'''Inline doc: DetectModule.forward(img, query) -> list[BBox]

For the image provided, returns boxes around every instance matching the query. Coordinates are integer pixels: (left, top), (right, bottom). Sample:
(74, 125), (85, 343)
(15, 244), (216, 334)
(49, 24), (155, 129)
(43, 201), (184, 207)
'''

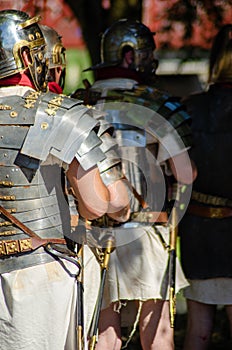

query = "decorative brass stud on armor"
(10, 111), (18, 118)
(0, 230), (17, 236)
(0, 221), (12, 227)
(0, 238), (32, 256)
(45, 96), (64, 116)
(41, 122), (49, 130)
(24, 91), (41, 109)
(38, 52), (43, 61)
(0, 104), (12, 110)
(0, 195), (16, 200)
(37, 66), (42, 74)
(0, 181), (14, 187)
(29, 33), (35, 41)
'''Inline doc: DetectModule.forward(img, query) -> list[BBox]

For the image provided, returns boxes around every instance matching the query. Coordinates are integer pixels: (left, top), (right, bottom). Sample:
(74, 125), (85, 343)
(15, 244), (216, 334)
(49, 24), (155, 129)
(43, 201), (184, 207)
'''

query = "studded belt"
(91, 211), (168, 228)
(187, 204), (232, 219)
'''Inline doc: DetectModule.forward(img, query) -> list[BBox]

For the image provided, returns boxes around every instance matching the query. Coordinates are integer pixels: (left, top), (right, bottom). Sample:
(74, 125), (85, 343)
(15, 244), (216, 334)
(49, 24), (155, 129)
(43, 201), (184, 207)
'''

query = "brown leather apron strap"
(0, 205), (66, 257)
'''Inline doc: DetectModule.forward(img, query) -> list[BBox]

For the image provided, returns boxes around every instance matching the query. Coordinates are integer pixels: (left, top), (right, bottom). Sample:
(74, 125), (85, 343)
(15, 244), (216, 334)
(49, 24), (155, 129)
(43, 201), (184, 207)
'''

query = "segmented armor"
(74, 77), (192, 215)
(0, 89), (105, 271)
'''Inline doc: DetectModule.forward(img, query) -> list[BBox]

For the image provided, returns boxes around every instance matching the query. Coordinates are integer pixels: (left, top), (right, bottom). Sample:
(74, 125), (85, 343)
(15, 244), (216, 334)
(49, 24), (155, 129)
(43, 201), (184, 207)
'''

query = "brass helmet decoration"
(40, 24), (66, 89)
(0, 9), (48, 91)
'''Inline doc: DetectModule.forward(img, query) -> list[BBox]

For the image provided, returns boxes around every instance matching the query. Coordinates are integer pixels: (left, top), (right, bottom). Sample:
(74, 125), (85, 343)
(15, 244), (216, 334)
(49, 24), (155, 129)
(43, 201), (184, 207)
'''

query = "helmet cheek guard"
(40, 25), (66, 90)
(27, 46), (48, 92)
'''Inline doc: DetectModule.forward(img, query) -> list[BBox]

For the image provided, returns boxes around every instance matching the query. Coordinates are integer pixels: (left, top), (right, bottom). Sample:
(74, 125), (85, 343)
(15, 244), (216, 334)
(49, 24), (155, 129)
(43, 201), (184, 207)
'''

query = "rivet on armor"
(41, 122), (49, 130)
(5, 241), (19, 254)
(38, 52), (43, 61)
(19, 239), (32, 252)
(29, 33), (35, 41)
(0, 242), (6, 255)
(1, 135), (3, 139)
(10, 111), (18, 118)
(37, 66), (42, 74)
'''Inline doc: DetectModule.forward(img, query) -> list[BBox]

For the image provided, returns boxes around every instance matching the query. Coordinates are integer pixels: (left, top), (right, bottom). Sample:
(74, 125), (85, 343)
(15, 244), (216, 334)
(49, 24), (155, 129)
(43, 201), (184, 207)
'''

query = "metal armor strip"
(21, 93), (105, 169)
(0, 95), (37, 125)
(0, 183), (56, 200)
(0, 149), (19, 165)
(98, 149), (121, 174)
(0, 126), (28, 149)
(0, 165), (46, 185)
(0, 204), (60, 223)
(0, 214), (62, 233)
(0, 149), (40, 168)
(96, 118), (114, 137)
(0, 249), (56, 273)
(0, 194), (58, 212)
(0, 225), (63, 240)
(0, 226), (63, 241)
(99, 132), (118, 153)
(76, 130), (102, 157)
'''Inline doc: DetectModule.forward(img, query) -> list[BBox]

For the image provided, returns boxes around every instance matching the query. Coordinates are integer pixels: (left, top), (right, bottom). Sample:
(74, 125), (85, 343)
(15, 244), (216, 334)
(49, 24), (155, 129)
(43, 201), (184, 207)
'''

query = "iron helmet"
(100, 19), (158, 76)
(208, 24), (232, 84)
(0, 9), (48, 91)
(40, 25), (66, 89)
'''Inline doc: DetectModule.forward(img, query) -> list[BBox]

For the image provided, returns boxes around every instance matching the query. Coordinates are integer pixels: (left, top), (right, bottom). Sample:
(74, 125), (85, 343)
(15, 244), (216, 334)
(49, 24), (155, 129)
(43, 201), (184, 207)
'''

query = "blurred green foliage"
(64, 48), (94, 95)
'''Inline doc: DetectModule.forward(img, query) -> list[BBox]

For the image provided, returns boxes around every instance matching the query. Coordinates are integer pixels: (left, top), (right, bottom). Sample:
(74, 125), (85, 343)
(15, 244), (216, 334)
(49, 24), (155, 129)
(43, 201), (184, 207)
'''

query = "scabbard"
(77, 280), (84, 349)
(88, 268), (107, 349)
(168, 249), (176, 328)
(168, 201), (178, 328)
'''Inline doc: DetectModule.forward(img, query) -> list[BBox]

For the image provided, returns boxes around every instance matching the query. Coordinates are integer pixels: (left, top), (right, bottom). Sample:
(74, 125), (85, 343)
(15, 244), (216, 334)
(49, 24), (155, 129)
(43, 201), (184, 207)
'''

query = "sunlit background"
(1, 0), (232, 95)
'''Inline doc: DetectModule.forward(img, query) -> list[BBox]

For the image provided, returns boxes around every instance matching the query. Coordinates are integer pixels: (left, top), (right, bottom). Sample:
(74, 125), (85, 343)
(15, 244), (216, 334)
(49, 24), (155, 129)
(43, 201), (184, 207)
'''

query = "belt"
(91, 211), (168, 227)
(0, 236), (66, 257)
(191, 191), (232, 208)
(0, 205), (66, 258)
(0, 247), (56, 274)
(130, 211), (168, 223)
(187, 204), (232, 219)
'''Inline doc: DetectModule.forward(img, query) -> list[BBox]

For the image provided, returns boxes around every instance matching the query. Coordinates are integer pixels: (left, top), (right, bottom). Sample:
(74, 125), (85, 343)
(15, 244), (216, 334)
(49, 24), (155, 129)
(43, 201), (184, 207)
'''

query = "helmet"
(100, 19), (158, 76)
(0, 9), (48, 91)
(40, 25), (66, 89)
(208, 24), (232, 84)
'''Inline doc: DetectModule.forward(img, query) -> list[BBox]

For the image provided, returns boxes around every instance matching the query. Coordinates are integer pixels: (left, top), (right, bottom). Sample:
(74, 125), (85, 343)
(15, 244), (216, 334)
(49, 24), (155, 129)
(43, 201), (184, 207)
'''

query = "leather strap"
(0, 205), (66, 257)
(187, 204), (232, 219)
(130, 211), (168, 223)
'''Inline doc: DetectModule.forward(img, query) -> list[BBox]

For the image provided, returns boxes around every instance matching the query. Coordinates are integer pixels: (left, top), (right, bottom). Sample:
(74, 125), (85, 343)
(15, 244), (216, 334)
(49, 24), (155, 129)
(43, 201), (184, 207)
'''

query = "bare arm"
(66, 158), (110, 220)
(106, 178), (131, 222)
(168, 152), (197, 185)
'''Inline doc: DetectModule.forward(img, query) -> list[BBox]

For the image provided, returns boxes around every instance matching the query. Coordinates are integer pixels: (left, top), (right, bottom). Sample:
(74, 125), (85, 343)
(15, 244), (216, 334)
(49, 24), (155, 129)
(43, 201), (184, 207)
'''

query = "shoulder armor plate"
(21, 92), (105, 168)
